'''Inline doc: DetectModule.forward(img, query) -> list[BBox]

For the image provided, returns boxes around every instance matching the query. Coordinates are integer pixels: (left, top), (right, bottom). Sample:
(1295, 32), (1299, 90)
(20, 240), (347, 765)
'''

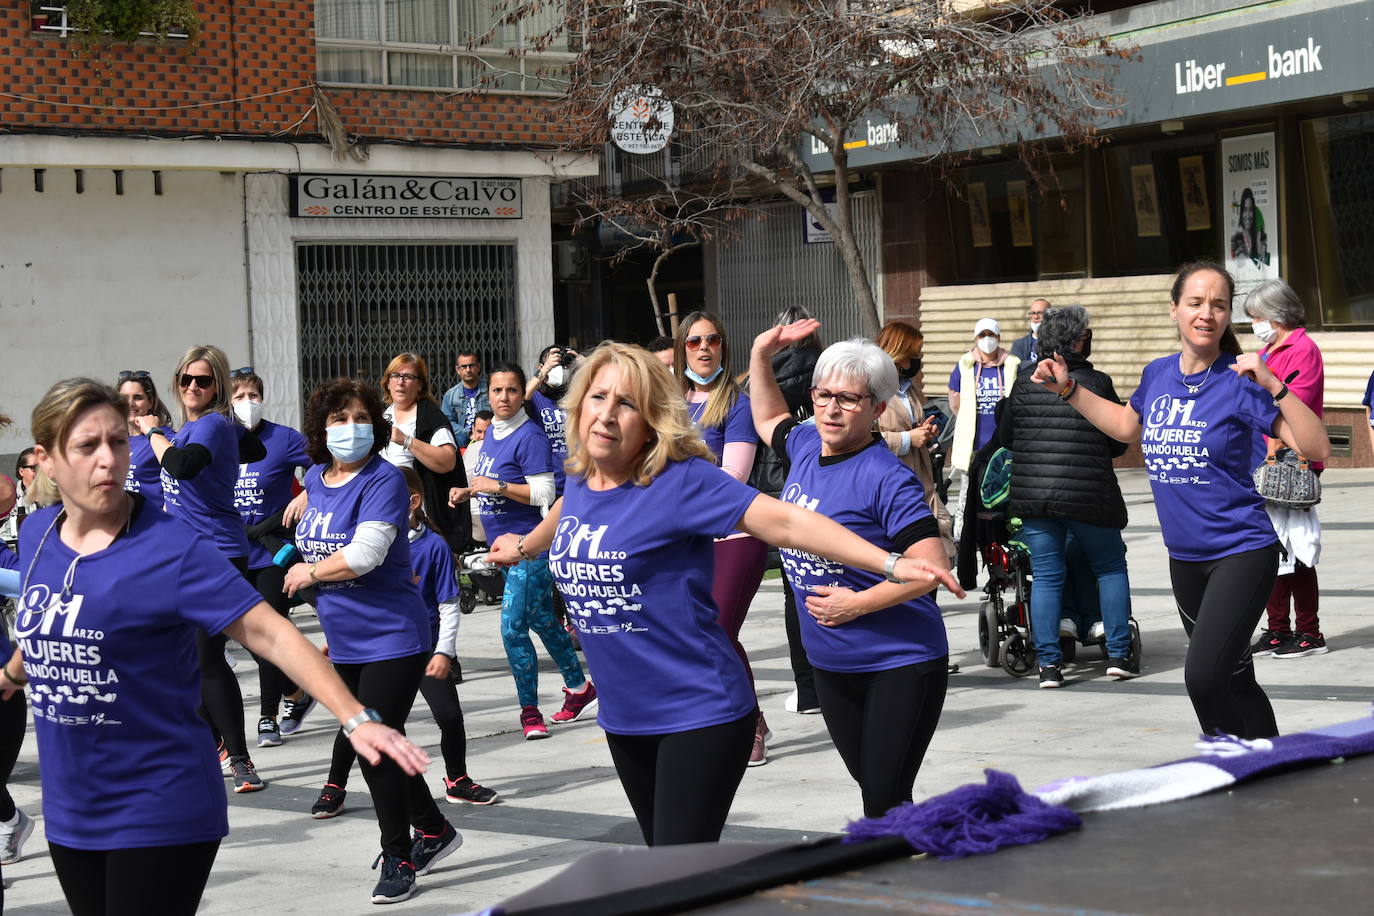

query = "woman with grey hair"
(999, 306), (1135, 687)
(1243, 280), (1328, 659)
(750, 321), (953, 817)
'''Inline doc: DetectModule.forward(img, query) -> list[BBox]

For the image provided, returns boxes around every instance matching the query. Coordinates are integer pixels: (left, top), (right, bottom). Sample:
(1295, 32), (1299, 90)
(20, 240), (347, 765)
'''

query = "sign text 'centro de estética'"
(290, 175), (523, 219)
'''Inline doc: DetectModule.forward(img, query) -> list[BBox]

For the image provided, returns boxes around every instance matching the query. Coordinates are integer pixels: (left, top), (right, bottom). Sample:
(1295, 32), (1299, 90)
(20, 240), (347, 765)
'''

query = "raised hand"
(1030, 353), (1069, 392)
(753, 319), (821, 359)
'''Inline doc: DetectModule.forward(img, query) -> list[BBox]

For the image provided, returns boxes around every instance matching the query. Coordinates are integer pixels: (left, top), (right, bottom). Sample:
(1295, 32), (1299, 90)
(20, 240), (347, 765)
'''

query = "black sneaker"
(370, 853), (416, 904)
(311, 783), (346, 818)
(1039, 666), (1064, 689)
(279, 693), (317, 736)
(257, 717), (282, 748)
(410, 821), (463, 876)
(444, 775), (499, 806)
(229, 756), (265, 793)
(1274, 633), (1328, 658)
(1106, 657), (1139, 680)
(1251, 629), (1290, 657)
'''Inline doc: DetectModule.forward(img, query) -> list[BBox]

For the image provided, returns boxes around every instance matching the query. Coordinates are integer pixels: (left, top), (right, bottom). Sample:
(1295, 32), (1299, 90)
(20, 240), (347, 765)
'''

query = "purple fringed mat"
(843, 769), (1082, 860)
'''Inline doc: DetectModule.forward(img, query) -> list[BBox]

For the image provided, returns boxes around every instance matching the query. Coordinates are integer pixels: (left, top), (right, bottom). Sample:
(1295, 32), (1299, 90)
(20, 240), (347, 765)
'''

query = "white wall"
(0, 168), (250, 455)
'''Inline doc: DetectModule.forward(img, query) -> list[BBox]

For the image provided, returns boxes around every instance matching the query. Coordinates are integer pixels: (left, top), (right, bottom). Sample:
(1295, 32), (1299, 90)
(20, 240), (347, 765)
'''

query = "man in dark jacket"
(997, 306), (1137, 688)
(1009, 298), (1050, 366)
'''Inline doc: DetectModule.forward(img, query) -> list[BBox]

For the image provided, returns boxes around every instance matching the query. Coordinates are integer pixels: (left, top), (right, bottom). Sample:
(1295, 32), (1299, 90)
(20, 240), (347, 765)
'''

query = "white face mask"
(233, 399), (264, 429)
(1029, 320), (1041, 334)
(1251, 319), (1277, 344)
(545, 365), (566, 389)
(976, 336), (1000, 355)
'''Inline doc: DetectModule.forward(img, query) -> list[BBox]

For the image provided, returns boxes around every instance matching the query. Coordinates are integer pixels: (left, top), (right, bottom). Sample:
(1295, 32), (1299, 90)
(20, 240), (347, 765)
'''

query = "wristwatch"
(342, 707), (383, 736)
(883, 551), (905, 583)
(496, 479), (508, 493)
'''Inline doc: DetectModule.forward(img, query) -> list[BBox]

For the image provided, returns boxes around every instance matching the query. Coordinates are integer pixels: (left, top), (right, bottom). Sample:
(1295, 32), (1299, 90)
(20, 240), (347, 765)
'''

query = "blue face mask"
(683, 365), (724, 386)
(326, 423), (374, 463)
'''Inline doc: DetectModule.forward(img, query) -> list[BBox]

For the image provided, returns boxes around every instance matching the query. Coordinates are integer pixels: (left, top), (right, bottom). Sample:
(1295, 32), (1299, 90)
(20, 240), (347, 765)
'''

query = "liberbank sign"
(290, 174), (522, 219)
(801, 0), (1373, 172)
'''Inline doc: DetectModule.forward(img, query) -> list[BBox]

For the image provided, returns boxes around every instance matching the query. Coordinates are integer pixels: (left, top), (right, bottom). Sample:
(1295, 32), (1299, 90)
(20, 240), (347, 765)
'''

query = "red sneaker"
(550, 682), (598, 724)
(520, 705), (550, 739)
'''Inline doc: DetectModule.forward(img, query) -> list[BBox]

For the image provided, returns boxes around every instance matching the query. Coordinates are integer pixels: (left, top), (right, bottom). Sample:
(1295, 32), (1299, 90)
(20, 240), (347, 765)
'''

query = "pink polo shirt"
(1261, 326), (1325, 471)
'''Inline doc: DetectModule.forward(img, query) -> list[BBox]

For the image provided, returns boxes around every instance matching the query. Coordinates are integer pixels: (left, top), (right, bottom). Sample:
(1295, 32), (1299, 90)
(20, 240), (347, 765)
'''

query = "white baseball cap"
(974, 318), (1001, 337)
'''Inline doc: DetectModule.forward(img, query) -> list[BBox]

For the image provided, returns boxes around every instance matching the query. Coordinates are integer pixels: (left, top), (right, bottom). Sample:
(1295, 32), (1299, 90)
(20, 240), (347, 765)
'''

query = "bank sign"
(290, 175), (522, 219)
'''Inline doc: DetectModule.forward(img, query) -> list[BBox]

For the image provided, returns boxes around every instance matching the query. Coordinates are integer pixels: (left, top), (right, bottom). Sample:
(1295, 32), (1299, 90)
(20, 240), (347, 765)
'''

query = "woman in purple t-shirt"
(116, 369), (173, 511)
(12, 378), (429, 915)
(1031, 262), (1329, 739)
(673, 311), (772, 763)
(487, 343), (963, 846)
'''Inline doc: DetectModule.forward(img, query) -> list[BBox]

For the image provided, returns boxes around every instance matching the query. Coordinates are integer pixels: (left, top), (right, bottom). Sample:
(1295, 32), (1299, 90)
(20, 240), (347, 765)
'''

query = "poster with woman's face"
(1130, 165), (1161, 237)
(1007, 180), (1032, 247)
(1178, 155), (1210, 231)
(968, 182), (991, 248)
(1222, 132), (1279, 302)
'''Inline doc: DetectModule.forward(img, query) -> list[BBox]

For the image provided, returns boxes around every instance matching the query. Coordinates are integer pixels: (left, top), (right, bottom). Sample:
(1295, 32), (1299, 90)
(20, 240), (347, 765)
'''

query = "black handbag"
(1253, 449), (1321, 509)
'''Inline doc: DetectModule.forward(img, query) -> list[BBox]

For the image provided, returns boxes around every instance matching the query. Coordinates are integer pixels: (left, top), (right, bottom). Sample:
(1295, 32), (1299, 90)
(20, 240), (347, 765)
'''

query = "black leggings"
(0, 689), (27, 821)
(1169, 544), (1280, 739)
(245, 563), (300, 717)
(333, 653), (446, 858)
(50, 839), (220, 916)
(197, 555), (250, 758)
(813, 659), (949, 818)
(604, 709), (755, 846)
(326, 666), (468, 788)
(783, 586), (818, 710)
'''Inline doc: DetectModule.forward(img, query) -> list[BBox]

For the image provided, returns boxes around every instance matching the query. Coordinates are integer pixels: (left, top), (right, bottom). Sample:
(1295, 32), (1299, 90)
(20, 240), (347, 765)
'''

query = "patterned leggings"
(502, 557), (586, 708)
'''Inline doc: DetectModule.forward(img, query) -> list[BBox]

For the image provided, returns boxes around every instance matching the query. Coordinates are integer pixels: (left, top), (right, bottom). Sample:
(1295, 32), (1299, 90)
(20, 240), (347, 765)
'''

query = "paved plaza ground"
(4, 468), (1373, 914)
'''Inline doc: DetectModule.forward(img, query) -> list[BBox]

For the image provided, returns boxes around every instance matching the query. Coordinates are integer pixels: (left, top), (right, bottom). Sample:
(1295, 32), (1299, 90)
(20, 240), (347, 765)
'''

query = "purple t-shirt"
(409, 525), (459, 645)
(125, 427), (171, 511)
(235, 420), (310, 569)
(296, 456), (431, 663)
(160, 412), (250, 558)
(1363, 370), (1374, 429)
(16, 501), (260, 849)
(552, 457), (758, 734)
(471, 418), (554, 546)
(686, 392), (755, 464)
(1129, 353), (1280, 562)
(777, 424), (947, 672)
(530, 390), (568, 494)
(948, 363), (1008, 451)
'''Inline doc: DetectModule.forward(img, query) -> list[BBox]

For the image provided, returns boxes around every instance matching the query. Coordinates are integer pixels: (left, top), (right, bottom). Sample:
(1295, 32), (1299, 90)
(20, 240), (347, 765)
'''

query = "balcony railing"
(29, 4), (191, 40)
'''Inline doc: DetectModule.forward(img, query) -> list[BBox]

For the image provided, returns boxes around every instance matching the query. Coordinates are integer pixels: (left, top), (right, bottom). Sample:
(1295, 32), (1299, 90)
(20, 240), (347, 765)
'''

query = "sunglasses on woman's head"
(685, 334), (723, 349)
(180, 374), (215, 389)
(229, 366), (255, 379)
(118, 370), (151, 381)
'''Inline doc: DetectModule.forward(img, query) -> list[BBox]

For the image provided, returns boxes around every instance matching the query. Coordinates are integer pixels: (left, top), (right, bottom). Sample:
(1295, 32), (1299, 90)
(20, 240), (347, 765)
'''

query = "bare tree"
(504, 0), (1131, 336)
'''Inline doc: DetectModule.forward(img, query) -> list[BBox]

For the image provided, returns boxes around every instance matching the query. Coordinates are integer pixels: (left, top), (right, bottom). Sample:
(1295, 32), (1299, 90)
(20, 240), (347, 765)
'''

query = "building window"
(1303, 112), (1374, 326)
(947, 156), (1086, 283)
(1090, 135), (1219, 277)
(316, 0), (571, 94)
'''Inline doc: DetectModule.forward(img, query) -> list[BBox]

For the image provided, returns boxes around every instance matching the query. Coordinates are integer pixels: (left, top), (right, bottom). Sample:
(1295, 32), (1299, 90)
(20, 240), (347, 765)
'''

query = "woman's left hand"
(892, 557), (967, 599)
(347, 721), (431, 775)
(469, 476), (497, 496)
(486, 533), (523, 566)
(805, 586), (869, 627)
(390, 424), (409, 446)
(1230, 352), (1281, 393)
(283, 562), (314, 597)
(133, 415), (159, 436)
(425, 654), (452, 680)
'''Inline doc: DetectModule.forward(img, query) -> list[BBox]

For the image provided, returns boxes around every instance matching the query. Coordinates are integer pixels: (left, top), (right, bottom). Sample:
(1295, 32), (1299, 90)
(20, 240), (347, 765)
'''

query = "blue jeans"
(501, 557), (586, 708)
(1019, 518), (1132, 667)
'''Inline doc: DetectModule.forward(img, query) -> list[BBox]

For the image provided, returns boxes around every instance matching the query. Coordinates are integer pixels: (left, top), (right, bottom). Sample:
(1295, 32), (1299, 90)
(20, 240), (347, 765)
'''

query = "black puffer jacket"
(771, 345), (821, 417)
(996, 352), (1128, 529)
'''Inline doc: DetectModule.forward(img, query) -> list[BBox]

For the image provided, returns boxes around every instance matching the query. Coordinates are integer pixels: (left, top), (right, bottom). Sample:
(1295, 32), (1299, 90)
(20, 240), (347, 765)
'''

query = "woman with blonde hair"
(133, 344), (266, 792)
(673, 311), (771, 762)
(875, 320), (954, 557)
(379, 353), (470, 552)
(488, 342), (963, 845)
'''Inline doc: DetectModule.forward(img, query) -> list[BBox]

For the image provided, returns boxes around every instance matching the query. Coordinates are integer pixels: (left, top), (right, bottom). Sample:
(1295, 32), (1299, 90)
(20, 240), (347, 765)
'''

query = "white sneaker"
(0, 809), (34, 865)
(1059, 618), (1077, 638)
(1088, 622), (1106, 641)
(784, 689), (799, 713)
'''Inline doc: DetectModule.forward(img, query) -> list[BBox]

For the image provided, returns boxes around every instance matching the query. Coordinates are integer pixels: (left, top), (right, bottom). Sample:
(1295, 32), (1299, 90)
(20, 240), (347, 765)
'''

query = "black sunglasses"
(180, 373), (216, 389)
(118, 370), (151, 382)
(19, 464), (37, 472)
(229, 366), (255, 378)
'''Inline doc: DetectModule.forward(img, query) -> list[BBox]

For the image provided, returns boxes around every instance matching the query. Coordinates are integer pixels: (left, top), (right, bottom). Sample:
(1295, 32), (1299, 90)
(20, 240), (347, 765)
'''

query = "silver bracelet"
(883, 551), (904, 583)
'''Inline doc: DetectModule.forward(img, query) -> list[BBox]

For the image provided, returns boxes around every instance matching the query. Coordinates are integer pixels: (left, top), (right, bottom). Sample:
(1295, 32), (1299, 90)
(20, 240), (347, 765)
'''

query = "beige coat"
(878, 387), (956, 560)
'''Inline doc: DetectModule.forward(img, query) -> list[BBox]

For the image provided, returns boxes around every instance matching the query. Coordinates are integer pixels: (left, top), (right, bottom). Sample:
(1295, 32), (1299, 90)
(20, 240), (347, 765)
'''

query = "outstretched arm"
(1030, 353), (1142, 443)
(750, 319), (822, 445)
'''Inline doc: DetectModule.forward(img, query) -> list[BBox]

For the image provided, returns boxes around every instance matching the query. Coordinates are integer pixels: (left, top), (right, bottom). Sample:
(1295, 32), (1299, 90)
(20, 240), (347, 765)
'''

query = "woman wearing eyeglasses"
(673, 312), (772, 764)
(117, 370), (175, 512)
(133, 345), (266, 793)
(751, 322), (954, 818)
(380, 354), (470, 553)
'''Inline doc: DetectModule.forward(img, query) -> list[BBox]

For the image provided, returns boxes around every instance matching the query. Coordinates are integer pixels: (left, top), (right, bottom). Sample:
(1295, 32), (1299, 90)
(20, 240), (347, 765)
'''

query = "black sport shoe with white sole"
(1039, 666), (1064, 688)
(411, 821), (463, 876)
(1106, 657), (1139, 679)
(370, 854), (416, 904)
